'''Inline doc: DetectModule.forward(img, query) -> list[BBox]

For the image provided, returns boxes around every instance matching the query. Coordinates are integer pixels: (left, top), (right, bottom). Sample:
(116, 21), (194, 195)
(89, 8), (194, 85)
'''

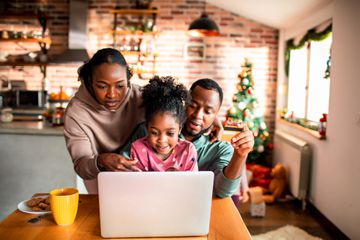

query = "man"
(107, 78), (254, 197)
(181, 79), (254, 197)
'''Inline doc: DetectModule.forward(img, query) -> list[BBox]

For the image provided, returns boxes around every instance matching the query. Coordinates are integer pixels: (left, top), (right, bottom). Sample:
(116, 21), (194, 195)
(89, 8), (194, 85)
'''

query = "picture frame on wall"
(183, 43), (206, 59)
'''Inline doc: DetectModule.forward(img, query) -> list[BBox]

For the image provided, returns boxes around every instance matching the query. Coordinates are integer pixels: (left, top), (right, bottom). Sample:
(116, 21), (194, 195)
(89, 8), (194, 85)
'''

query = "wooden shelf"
(0, 37), (51, 45)
(120, 50), (141, 56)
(0, 10), (50, 81)
(111, 30), (159, 36)
(48, 99), (70, 103)
(132, 69), (156, 74)
(0, 12), (47, 19)
(0, 62), (47, 67)
(277, 118), (326, 140)
(112, 8), (158, 80)
(111, 9), (159, 15)
(121, 51), (157, 58)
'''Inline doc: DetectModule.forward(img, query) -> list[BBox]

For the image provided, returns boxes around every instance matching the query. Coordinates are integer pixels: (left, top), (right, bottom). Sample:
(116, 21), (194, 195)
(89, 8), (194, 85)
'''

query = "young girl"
(130, 76), (198, 172)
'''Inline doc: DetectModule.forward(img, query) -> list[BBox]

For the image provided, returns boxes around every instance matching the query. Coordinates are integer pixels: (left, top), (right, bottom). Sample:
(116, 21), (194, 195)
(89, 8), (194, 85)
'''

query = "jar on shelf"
(119, 37), (128, 51)
(1, 108), (13, 123)
(129, 38), (139, 51)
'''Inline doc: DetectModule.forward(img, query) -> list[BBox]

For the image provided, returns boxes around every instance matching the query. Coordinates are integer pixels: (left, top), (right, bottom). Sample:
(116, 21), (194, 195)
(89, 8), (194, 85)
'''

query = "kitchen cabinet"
(111, 8), (159, 79)
(0, 11), (51, 80)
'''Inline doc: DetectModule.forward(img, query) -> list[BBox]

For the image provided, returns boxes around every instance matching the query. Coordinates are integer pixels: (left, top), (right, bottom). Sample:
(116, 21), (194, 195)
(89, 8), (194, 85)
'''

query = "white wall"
(276, 0), (360, 239)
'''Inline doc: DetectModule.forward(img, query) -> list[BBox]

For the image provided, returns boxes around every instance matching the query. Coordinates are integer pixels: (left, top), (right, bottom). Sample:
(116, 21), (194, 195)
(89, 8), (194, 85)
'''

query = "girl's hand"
(240, 191), (250, 203)
(97, 153), (142, 172)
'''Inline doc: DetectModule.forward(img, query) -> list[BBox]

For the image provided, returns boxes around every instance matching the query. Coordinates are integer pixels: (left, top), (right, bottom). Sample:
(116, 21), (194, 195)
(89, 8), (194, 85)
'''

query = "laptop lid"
(98, 171), (214, 238)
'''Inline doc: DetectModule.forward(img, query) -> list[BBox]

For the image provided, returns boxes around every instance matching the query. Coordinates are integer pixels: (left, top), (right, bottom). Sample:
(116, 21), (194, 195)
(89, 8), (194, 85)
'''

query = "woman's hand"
(205, 116), (224, 143)
(230, 123), (254, 158)
(97, 153), (142, 172)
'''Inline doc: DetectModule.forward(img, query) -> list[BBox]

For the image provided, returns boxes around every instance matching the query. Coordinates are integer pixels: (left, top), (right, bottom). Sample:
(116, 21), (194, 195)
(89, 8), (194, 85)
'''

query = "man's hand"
(230, 123), (254, 158)
(97, 153), (142, 172)
(223, 123), (254, 179)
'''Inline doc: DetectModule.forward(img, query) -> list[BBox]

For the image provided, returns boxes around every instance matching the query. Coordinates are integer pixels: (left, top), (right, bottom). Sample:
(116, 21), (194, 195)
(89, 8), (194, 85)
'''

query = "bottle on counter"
(52, 107), (65, 126)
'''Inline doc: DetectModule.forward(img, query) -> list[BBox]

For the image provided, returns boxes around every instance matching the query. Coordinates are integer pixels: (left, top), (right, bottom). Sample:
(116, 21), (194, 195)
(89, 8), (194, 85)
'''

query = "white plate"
(17, 197), (51, 215)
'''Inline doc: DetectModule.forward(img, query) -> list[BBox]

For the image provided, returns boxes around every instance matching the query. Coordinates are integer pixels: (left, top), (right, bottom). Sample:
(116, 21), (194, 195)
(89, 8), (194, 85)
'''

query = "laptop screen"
(98, 171), (214, 238)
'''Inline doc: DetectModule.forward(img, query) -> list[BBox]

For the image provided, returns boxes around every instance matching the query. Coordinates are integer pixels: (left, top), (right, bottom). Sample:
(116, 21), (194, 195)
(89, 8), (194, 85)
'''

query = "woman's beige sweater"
(64, 83), (144, 180)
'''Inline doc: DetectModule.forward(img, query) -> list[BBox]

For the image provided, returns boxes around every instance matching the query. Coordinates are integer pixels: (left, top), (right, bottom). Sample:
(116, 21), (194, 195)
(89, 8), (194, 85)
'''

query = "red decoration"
(268, 143), (273, 150)
(318, 113), (327, 137)
(247, 163), (272, 189)
(243, 109), (250, 117)
(290, 111), (294, 119)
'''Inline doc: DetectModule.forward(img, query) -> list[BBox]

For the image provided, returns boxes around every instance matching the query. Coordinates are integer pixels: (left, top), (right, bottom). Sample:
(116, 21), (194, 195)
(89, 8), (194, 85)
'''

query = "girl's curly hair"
(142, 76), (190, 127)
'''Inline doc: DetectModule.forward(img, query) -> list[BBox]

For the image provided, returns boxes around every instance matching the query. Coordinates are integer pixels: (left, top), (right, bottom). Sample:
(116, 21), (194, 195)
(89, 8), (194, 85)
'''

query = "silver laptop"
(98, 171), (214, 238)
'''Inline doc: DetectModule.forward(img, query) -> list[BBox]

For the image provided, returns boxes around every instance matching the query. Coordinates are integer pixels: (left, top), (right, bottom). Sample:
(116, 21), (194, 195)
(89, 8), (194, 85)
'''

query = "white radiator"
(273, 130), (311, 203)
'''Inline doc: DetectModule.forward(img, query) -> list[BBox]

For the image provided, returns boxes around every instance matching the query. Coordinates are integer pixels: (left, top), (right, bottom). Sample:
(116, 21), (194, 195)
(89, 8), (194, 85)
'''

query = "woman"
(64, 48), (144, 193)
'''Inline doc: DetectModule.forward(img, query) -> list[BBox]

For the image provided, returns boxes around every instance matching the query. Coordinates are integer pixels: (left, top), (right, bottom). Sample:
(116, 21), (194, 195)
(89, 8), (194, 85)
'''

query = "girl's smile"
(147, 112), (181, 160)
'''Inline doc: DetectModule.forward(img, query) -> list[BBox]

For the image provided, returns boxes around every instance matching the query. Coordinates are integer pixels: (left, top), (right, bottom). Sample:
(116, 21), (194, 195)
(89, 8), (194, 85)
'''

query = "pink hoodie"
(64, 83), (144, 180)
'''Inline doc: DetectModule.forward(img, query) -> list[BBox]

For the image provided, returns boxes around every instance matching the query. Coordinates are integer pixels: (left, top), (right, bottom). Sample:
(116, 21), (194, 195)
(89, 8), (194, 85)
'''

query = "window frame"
(285, 24), (332, 124)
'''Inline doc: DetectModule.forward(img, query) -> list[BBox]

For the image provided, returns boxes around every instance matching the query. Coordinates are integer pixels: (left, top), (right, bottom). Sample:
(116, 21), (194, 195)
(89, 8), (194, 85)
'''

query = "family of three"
(63, 48), (254, 199)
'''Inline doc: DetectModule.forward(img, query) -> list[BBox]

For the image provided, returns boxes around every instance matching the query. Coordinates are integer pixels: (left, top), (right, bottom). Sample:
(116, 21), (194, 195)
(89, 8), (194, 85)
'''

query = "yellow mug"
(50, 188), (79, 226)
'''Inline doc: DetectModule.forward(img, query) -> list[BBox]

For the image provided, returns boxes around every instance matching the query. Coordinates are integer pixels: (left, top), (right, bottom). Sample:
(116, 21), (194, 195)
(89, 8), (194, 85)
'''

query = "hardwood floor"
(236, 200), (338, 239)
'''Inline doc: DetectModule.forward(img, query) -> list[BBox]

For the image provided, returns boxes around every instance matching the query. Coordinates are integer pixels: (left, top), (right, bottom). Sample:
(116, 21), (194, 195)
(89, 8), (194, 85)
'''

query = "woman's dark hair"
(190, 78), (223, 106)
(142, 76), (190, 127)
(77, 48), (133, 96)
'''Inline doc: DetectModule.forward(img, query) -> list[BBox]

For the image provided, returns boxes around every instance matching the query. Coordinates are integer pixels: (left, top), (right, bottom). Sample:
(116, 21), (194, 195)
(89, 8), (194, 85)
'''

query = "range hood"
(51, 0), (89, 63)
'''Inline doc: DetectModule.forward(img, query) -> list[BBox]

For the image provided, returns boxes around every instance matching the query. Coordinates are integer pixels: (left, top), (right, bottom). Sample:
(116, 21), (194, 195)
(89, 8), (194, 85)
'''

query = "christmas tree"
(226, 59), (272, 164)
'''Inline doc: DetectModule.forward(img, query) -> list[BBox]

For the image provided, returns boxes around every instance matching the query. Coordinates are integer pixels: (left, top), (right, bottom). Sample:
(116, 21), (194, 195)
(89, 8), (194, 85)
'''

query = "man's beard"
(183, 123), (213, 140)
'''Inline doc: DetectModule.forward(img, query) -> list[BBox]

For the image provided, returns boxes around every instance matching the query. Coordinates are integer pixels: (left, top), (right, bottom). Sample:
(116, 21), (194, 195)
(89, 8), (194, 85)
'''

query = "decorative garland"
(285, 24), (332, 76)
(278, 109), (319, 131)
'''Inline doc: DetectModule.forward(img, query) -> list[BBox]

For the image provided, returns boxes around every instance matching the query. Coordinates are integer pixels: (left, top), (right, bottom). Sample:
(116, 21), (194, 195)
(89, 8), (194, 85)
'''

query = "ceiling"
(207, 0), (332, 29)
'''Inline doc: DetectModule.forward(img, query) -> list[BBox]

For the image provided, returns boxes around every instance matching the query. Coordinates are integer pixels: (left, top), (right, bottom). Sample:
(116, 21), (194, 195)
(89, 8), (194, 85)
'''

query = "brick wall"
(0, 0), (278, 135)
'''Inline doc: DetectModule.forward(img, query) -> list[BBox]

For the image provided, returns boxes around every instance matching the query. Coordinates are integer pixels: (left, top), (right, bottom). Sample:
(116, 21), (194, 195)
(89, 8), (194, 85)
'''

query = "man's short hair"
(190, 78), (223, 106)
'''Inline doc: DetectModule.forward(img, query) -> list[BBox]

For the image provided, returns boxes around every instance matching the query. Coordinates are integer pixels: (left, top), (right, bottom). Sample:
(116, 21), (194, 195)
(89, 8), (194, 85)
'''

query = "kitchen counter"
(0, 121), (76, 221)
(0, 121), (63, 136)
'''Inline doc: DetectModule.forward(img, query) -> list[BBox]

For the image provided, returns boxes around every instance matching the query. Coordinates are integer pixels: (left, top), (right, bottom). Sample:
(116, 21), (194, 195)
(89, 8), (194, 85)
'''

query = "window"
(287, 32), (332, 122)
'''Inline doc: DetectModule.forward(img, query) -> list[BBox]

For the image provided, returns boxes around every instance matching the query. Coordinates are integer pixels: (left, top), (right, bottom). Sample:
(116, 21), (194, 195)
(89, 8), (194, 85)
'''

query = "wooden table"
(0, 195), (251, 240)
